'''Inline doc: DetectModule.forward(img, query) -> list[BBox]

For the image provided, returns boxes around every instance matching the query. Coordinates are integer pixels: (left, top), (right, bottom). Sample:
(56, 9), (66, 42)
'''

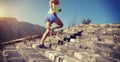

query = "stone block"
(44, 41), (51, 48)
(55, 55), (68, 62)
(113, 36), (120, 43)
(55, 45), (62, 51)
(70, 39), (76, 43)
(16, 44), (27, 51)
(110, 52), (120, 59)
(94, 42), (113, 51)
(67, 49), (75, 56)
(29, 59), (51, 62)
(5, 50), (24, 62)
(60, 46), (68, 53)
(113, 44), (120, 53)
(82, 52), (101, 62)
(26, 40), (35, 47)
(44, 50), (64, 61)
(7, 58), (25, 62)
(74, 43), (81, 49)
(24, 53), (50, 62)
(96, 57), (117, 62)
(74, 52), (83, 60)
(19, 47), (37, 55)
(35, 39), (41, 42)
(4, 45), (16, 51)
(95, 49), (110, 57)
(51, 44), (57, 50)
(5, 51), (21, 58)
(48, 52), (61, 61)
(62, 57), (80, 62)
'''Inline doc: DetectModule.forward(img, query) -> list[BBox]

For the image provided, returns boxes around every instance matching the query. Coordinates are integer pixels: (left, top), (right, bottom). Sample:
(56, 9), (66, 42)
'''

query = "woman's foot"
(32, 43), (46, 48)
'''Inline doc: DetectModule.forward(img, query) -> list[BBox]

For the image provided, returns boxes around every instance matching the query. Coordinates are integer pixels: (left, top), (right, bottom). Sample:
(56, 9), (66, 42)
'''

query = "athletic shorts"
(45, 13), (58, 23)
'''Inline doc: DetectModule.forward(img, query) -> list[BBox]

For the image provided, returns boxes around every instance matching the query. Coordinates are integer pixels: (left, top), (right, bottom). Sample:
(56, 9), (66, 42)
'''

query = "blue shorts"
(45, 13), (58, 23)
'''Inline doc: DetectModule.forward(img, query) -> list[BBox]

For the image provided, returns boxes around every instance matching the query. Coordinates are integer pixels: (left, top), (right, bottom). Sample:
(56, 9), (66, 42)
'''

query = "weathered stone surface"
(20, 48), (36, 55)
(3, 24), (120, 62)
(0, 55), (3, 61)
(67, 49), (75, 56)
(62, 57), (80, 62)
(94, 42), (114, 51)
(44, 50), (63, 61)
(55, 55), (68, 62)
(74, 52), (83, 60)
(5, 51), (22, 58)
(7, 58), (25, 62)
(4, 45), (16, 51)
(113, 36), (120, 43)
(96, 57), (117, 62)
(24, 53), (51, 62)
(5, 50), (25, 62)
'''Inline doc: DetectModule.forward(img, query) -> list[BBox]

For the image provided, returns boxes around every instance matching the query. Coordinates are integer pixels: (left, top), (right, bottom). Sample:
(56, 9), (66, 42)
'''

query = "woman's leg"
(40, 21), (52, 44)
(52, 18), (63, 29)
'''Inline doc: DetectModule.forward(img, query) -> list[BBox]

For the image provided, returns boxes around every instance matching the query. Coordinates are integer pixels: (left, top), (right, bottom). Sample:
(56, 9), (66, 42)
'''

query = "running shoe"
(32, 44), (46, 48)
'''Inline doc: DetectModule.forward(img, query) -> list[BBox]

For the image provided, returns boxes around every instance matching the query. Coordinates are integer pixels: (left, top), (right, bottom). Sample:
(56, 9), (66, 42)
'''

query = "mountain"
(0, 17), (45, 42)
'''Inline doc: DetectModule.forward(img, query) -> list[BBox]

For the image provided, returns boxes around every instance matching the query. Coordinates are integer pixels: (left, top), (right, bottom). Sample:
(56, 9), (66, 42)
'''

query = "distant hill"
(0, 17), (45, 42)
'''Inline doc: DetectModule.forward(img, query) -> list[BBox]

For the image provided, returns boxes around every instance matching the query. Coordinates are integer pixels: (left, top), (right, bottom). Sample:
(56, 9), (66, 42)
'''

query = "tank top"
(53, 1), (59, 13)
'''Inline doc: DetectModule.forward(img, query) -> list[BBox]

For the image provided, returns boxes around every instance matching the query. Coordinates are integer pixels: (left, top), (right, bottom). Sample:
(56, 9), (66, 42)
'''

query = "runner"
(33, 0), (63, 48)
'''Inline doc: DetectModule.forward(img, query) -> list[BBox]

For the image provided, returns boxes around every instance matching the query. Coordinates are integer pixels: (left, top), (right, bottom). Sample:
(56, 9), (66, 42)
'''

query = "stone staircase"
(1, 24), (120, 62)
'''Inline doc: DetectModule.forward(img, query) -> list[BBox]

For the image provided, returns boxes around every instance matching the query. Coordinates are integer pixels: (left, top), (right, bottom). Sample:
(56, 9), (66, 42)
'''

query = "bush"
(81, 18), (91, 24)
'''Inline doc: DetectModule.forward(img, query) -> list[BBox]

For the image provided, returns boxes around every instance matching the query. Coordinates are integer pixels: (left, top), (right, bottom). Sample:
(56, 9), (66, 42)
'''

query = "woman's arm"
(49, 1), (55, 12)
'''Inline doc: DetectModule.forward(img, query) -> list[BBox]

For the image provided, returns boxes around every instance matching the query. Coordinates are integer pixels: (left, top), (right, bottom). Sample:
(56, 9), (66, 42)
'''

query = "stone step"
(94, 41), (116, 52)
(95, 47), (120, 60)
(33, 47), (81, 62)
(16, 44), (52, 62)
(95, 57), (118, 62)
(87, 29), (120, 36)
(49, 43), (100, 60)
(44, 39), (104, 61)
(2, 45), (25, 62)
(94, 41), (120, 60)
(113, 36), (120, 43)
(43, 37), (95, 51)
(7, 57), (25, 62)
(48, 38), (120, 61)
(74, 51), (102, 62)
(4, 45), (16, 51)
(4, 50), (25, 62)
(23, 53), (51, 62)
(31, 35), (119, 61)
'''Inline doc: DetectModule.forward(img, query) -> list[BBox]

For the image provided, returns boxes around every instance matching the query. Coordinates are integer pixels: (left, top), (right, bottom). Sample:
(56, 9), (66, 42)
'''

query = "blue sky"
(0, 0), (120, 28)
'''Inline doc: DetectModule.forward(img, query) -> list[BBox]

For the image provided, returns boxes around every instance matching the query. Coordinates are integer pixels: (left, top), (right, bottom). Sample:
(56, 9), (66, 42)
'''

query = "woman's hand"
(58, 9), (62, 12)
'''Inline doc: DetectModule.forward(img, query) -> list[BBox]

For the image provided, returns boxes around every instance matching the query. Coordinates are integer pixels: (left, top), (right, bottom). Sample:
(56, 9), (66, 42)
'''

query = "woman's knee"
(59, 23), (63, 28)
(55, 19), (64, 28)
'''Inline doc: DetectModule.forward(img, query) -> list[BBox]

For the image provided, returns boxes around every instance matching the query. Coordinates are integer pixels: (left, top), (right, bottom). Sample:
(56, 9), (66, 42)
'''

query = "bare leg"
(40, 18), (63, 44)
(40, 21), (52, 44)
(52, 18), (63, 29)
